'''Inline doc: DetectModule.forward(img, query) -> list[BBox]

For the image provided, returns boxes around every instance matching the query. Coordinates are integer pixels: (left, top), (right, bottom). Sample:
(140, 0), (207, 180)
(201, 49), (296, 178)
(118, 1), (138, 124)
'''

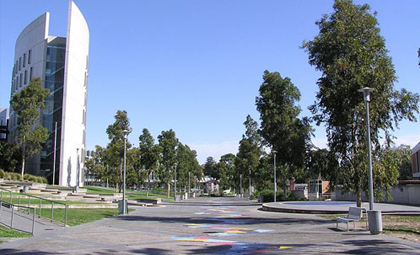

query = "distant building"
(411, 142), (420, 180)
(0, 108), (9, 141)
(8, 1), (89, 186)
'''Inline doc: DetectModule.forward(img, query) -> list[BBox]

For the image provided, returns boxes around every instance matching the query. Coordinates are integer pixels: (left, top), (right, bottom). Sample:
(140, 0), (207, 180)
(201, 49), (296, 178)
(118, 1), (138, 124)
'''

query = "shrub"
(35, 176), (48, 184)
(0, 169), (4, 178)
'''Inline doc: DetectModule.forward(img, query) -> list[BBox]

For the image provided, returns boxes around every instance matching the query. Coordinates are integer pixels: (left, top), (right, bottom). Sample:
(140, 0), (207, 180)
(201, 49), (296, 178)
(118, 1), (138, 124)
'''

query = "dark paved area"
(1, 197), (420, 254)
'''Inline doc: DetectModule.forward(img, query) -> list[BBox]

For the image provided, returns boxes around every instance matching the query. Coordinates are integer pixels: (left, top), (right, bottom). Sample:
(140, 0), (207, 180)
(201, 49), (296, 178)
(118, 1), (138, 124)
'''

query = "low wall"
(335, 183), (420, 206)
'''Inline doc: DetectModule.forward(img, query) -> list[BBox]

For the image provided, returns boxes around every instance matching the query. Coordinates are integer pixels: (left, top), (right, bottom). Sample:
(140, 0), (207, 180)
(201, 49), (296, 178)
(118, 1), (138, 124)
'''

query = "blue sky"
(1, 0), (419, 164)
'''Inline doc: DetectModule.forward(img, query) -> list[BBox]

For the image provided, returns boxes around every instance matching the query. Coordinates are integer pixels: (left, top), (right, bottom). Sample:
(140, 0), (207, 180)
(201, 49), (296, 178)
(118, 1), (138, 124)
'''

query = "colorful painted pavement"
(172, 202), (293, 253)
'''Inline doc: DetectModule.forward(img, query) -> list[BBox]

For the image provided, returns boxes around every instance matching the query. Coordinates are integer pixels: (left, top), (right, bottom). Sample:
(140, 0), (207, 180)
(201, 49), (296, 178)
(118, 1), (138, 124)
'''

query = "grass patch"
(37, 208), (122, 226)
(85, 186), (117, 194)
(0, 225), (32, 238)
(318, 214), (420, 240)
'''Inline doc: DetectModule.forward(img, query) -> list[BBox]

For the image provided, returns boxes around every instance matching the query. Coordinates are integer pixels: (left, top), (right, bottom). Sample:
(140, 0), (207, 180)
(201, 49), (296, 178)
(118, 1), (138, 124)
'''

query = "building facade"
(411, 142), (420, 180)
(0, 108), (9, 141)
(8, 1), (89, 186)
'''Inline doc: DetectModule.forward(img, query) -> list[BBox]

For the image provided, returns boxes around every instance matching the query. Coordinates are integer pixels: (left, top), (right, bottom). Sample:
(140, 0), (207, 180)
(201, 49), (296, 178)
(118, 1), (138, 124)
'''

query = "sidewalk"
(262, 201), (420, 214)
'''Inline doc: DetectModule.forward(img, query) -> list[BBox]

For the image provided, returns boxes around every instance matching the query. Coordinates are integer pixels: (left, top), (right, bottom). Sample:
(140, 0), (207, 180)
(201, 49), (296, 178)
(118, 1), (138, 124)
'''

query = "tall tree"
(175, 143), (200, 192)
(256, 70), (312, 196)
(104, 110), (132, 192)
(0, 142), (22, 173)
(306, 148), (339, 186)
(157, 129), (178, 198)
(235, 115), (262, 196)
(139, 128), (159, 194)
(214, 153), (236, 191)
(10, 77), (50, 177)
(303, 0), (419, 205)
(203, 157), (216, 177)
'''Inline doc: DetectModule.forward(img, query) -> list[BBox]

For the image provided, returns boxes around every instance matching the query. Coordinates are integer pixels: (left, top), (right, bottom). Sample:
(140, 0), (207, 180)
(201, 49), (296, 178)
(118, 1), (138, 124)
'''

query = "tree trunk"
(356, 188), (362, 207)
(21, 154), (25, 179)
(147, 171), (151, 197)
(167, 183), (170, 198)
(21, 137), (26, 179)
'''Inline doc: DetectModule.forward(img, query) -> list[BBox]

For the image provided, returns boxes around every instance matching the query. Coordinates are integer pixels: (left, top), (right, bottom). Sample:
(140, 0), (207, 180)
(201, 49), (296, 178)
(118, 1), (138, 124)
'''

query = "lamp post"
(122, 129), (129, 215)
(358, 87), (382, 234)
(272, 150), (277, 203)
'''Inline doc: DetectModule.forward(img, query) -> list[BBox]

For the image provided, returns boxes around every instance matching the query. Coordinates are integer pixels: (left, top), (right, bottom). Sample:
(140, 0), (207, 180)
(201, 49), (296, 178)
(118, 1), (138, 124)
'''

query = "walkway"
(262, 201), (420, 214)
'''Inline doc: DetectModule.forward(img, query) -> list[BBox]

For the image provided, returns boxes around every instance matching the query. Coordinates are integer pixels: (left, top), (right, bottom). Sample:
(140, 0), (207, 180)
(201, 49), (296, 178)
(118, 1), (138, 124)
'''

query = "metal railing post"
(9, 190), (12, 204)
(11, 204), (15, 229)
(32, 208), (36, 235)
(39, 199), (42, 218)
(64, 205), (68, 227)
(28, 196), (31, 214)
(51, 202), (54, 222)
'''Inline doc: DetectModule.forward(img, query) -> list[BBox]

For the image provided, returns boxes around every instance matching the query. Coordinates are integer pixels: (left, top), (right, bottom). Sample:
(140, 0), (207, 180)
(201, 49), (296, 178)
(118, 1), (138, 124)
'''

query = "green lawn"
(0, 225), (32, 239)
(38, 208), (122, 226)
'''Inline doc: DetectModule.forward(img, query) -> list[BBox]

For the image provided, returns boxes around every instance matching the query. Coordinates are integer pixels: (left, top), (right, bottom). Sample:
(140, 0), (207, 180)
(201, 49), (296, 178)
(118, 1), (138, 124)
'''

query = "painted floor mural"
(172, 202), (293, 253)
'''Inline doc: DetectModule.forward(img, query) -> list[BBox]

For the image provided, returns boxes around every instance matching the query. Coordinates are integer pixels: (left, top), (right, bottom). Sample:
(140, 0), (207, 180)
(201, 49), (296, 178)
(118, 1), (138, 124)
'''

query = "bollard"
(368, 210), (383, 235)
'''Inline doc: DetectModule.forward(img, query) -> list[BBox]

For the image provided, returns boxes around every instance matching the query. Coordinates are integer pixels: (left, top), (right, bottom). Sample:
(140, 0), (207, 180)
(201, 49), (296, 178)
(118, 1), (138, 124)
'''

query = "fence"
(0, 187), (68, 234)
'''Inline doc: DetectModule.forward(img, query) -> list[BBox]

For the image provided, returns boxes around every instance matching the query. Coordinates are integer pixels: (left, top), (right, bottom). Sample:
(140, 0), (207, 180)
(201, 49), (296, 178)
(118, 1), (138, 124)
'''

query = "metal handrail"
(0, 187), (68, 227)
(0, 200), (36, 234)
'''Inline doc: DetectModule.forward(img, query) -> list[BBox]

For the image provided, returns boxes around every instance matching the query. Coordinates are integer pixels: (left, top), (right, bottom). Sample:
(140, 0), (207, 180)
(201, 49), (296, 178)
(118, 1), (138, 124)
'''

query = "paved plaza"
(1, 197), (420, 254)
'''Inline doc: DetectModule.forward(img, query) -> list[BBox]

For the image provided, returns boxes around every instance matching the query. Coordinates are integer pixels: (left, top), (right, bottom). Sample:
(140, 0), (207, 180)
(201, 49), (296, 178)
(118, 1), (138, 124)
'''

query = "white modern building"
(8, 1), (89, 186)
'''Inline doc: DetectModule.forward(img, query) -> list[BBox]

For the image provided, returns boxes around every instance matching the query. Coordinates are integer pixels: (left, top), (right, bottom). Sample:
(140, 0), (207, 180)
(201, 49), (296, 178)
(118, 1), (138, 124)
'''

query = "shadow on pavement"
(117, 214), (330, 226)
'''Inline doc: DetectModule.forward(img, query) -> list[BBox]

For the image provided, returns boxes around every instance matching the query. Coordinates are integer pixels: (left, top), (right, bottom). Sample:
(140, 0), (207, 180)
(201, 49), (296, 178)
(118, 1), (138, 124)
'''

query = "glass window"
(23, 54), (26, 67)
(29, 67), (33, 81)
(28, 50), (31, 64)
(20, 73), (22, 87)
(24, 70), (27, 84)
(15, 61), (18, 74)
(19, 57), (21, 71)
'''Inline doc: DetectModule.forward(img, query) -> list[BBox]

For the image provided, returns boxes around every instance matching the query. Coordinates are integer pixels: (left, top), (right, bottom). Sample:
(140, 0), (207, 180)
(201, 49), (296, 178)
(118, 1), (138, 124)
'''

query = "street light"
(358, 87), (374, 211)
(122, 129), (129, 215)
(358, 87), (382, 234)
(272, 150), (277, 203)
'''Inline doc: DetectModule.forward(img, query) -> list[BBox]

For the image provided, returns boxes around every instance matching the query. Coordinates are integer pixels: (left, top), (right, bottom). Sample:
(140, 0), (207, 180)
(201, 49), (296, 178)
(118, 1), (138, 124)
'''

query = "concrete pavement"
(1, 197), (419, 254)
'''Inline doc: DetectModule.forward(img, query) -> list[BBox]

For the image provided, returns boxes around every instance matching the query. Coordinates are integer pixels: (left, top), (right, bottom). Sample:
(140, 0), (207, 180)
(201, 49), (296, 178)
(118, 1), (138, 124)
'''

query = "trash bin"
(175, 195), (181, 202)
(23, 186), (29, 193)
(368, 210), (382, 235)
(118, 200), (128, 215)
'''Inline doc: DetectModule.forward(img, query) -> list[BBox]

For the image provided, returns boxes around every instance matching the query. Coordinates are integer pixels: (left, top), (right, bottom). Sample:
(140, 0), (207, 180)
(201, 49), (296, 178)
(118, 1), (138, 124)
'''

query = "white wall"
(59, 1), (89, 186)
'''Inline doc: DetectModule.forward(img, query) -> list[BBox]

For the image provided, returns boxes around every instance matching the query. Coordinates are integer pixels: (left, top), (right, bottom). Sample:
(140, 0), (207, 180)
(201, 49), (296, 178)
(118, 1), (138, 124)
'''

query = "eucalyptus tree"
(203, 157), (216, 177)
(139, 128), (159, 193)
(235, 115), (262, 196)
(0, 142), (21, 172)
(157, 129), (178, 198)
(302, 0), (419, 205)
(175, 143), (201, 192)
(306, 148), (340, 186)
(255, 71), (312, 196)
(104, 110), (132, 192)
(214, 153), (236, 191)
(10, 77), (50, 177)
